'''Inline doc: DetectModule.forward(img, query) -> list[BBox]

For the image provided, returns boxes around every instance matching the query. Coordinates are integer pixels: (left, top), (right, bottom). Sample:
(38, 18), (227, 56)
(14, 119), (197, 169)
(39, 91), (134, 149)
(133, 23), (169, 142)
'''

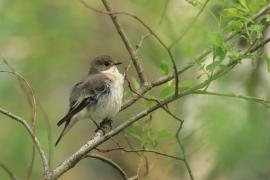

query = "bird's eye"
(104, 62), (110, 66)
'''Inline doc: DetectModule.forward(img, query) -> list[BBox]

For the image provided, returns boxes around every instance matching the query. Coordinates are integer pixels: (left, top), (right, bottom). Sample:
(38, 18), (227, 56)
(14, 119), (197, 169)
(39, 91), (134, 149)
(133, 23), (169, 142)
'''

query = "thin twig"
(81, 0), (179, 96)
(251, 3), (270, 21)
(46, 2), (270, 179)
(37, 100), (53, 167)
(169, 0), (210, 49)
(125, 76), (183, 123)
(0, 107), (49, 177)
(82, 1), (270, 106)
(126, 77), (192, 178)
(121, 3), (270, 110)
(50, 35), (270, 179)
(81, 0), (148, 84)
(99, 0), (147, 85)
(194, 90), (270, 108)
(0, 62), (38, 180)
(135, 33), (151, 52)
(249, 37), (270, 53)
(1, 58), (53, 170)
(25, 148), (35, 180)
(158, 0), (170, 26)
(124, 134), (149, 179)
(176, 124), (194, 180)
(0, 162), (18, 180)
(96, 147), (184, 161)
(85, 154), (129, 180)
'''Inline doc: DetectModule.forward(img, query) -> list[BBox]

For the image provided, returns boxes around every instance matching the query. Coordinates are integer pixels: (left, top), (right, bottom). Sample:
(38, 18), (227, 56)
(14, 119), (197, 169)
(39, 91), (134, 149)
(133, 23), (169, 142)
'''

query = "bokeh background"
(0, 0), (270, 179)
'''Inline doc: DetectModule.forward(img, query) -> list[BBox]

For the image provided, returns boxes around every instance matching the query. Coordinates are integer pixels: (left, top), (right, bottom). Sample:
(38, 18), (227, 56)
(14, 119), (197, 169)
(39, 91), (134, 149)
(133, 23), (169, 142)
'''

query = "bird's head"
(89, 55), (122, 74)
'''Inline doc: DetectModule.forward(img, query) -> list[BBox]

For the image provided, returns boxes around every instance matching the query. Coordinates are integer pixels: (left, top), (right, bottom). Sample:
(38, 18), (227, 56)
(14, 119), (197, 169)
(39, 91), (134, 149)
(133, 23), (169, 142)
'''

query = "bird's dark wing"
(55, 74), (110, 146)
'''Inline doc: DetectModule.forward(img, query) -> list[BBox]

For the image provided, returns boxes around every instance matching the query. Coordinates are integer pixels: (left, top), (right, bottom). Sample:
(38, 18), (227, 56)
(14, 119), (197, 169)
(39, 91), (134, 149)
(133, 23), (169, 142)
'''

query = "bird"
(55, 55), (124, 146)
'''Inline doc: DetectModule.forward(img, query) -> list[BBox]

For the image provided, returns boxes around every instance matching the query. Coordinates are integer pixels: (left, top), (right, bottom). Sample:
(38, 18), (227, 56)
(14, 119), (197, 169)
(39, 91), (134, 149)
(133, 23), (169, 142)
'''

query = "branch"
(81, 0), (179, 96)
(85, 154), (129, 180)
(135, 32), (151, 51)
(1, 58), (38, 180)
(158, 0), (170, 26)
(169, 0), (210, 49)
(251, 2), (270, 21)
(121, 2), (270, 110)
(50, 88), (193, 179)
(96, 147), (184, 161)
(99, 0), (147, 85)
(176, 124), (194, 180)
(125, 76), (183, 123)
(126, 76), (193, 179)
(249, 36), (270, 53)
(49, 34), (270, 179)
(81, 1), (270, 108)
(1, 57), (53, 171)
(0, 107), (49, 177)
(101, 0), (180, 96)
(123, 135), (149, 178)
(37, 101), (53, 167)
(0, 162), (18, 180)
(194, 90), (270, 108)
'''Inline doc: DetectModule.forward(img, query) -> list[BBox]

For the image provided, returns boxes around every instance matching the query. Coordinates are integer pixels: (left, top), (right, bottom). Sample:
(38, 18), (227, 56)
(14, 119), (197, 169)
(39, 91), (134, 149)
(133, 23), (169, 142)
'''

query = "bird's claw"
(94, 118), (113, 135)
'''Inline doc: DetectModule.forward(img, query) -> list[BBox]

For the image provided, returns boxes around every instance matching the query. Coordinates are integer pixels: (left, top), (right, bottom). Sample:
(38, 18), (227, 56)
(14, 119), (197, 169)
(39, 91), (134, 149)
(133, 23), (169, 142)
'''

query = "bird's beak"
(114, 62), (122, 66)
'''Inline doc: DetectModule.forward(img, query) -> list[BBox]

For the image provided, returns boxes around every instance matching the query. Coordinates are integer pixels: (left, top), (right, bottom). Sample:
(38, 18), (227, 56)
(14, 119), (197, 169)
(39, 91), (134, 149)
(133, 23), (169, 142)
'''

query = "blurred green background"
(0, 0), (270, 179)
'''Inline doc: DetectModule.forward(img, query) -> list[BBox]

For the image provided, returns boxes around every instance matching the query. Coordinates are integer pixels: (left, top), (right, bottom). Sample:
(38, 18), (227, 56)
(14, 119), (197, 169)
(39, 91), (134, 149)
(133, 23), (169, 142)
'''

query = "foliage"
(0, 0), (270, 179)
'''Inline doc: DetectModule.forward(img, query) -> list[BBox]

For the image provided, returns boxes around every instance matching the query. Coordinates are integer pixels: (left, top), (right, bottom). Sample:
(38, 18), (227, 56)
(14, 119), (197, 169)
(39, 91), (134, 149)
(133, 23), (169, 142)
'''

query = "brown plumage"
(55, 55), (123, 146)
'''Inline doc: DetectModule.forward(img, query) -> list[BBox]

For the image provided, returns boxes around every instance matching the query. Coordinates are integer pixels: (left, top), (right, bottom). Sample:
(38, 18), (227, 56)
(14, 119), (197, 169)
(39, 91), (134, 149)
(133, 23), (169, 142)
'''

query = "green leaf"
(248, 24), (263, 39)
(225, 20), (243, 31)
(128, 124), (143, 142)
(238, 0), (249, 10)
(211, 33), (227, 62)
(213, 33), (224, 47)
(124, 90), (132, 98)
(263, 54), (270, 73)
(160, 86), (174, 98)
(131, 77), (140, 90)
(144, 99), (155, 108)
(248, 55), (257, 69)
(157, 129), (172, 139)
(194, 60), (205, 70)
(266, 14), (270, 23)
(228, 50), (246, 62)
(222, 8), (239, 18)
(213, 46), (227, 61)
(206, 60), (222, 71)
(180, 79), (197, 88)
(129, 130), (142, 141)
(160, 60), (169, 75)
(149, 138), (158, 148)
(185, 0), (199, 7)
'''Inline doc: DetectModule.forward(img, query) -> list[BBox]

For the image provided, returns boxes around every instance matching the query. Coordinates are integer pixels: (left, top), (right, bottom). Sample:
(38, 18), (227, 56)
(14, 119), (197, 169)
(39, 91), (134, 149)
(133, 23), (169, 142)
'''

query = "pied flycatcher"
(55, 55), (124, 146)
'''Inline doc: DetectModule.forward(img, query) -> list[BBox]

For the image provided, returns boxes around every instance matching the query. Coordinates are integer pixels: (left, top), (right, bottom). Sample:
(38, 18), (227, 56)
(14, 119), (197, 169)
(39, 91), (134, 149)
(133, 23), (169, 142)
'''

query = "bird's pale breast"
(86, 67), (124, 122)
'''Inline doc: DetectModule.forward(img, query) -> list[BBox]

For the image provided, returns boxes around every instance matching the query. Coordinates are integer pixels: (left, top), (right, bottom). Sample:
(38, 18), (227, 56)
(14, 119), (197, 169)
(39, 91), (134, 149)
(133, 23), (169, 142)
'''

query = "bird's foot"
(94, 118), (113, 135)
(101, 118), (113, 130)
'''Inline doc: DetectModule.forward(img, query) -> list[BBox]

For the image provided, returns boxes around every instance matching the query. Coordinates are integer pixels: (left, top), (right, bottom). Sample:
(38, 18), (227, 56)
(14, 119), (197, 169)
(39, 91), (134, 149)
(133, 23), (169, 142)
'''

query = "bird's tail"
(55, 114), (72, 146)
(55, 98), (91, 146)
(57, 113), (71, 126)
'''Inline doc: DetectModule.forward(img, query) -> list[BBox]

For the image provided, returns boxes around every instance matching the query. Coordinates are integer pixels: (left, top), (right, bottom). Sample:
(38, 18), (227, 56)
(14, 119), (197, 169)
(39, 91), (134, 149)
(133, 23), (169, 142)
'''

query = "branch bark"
(85, 154), (129, 180)
(1, 1), (270, 180)
(1, 59), (38, 180)
(96, 147), (184, 161)
(48, 35), (270, 179)
(99, 0), (147, 85)
(0, 162), (18, 180)
(0, 107), (49, 177)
